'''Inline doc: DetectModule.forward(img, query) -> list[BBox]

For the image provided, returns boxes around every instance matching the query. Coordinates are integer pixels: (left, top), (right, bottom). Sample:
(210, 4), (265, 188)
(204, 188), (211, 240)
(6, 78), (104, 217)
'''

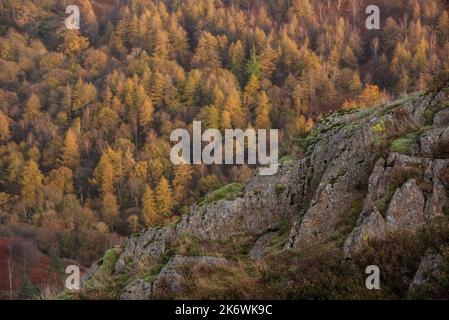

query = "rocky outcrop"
(249, 232), (277, 259)
(344, 153), (449, 256)
(115, 226), (176, 273)
(121, 279), (152, 300)
(408, 251), (445, 298)
(86, 86), (449, 300)
(176, 159), (308, 241)
(151, 256), (228, 299)
(120, 256), (228, 300)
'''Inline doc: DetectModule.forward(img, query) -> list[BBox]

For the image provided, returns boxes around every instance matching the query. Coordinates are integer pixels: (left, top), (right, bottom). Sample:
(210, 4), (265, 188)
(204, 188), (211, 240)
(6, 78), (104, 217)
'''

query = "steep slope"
(79, 81), (449, 300)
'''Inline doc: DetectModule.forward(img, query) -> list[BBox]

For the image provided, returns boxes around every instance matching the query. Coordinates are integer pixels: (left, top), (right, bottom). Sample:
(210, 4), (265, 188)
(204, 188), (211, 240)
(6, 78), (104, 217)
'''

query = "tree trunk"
(7, 242), (14, 300)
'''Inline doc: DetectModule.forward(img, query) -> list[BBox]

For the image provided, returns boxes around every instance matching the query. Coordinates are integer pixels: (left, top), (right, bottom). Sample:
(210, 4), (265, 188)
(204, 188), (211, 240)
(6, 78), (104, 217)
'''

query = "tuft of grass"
(197, 183), (245, 206)
(269, 218), (291, 250)
(98, 248), (120, 274)
(390, 138), (413, 155)
(423, 109), (435, 125)
(279, 154), (294, 166)
(275, 184), (287, 196)
(296, 132), (318, 151)
(389, 132), (420, 155)
(142, 263), (165, 283)
(376, 186), (398, 216)
(333, 195), (365, 248)
(175, 233), (202, 257)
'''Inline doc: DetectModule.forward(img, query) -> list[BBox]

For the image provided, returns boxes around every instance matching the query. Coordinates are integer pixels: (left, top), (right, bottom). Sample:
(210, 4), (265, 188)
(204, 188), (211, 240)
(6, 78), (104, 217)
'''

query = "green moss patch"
(275, 184), (287, 196)
(197, 183), (245, 206)
(279, 154), (294, 166)
(97, 248), (120, 275)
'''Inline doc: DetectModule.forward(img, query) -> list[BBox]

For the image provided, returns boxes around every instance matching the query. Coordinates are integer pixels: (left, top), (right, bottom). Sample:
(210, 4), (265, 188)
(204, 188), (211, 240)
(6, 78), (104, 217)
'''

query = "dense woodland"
(0, 0), (449, 271)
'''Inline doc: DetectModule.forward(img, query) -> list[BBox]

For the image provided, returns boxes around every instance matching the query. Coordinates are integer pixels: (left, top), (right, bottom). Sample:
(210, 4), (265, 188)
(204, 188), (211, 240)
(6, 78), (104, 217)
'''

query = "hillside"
(77, 79), (449, 300)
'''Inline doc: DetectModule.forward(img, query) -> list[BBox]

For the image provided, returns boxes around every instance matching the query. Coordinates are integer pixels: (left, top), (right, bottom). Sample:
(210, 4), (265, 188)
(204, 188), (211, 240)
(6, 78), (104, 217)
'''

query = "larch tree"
(172, 164), (194, 206)
(48, 167), (74, 194)
(151, 71), (165, 107)
(167, 15), (189, 61)
(229, 40), (246, 85)
(244, 73), (260, 110)
(92, 154), (115, 196)
(192, 32), (221, 69)
(437, 11), (449, 44)
(60, 129), (80, 169)
(259, 45), (280, 79)
(101, 192), (119, 228)
(152, 30), (170, 60)
(72, 79), (97, 113)
(224, 88), (245, 128)
(155, 176), (174, 216)
(58, 30), (89, 57)
(24, 94), (41, 121)
(183, 70), (202, 109)
(0, 111), (10, 142)
(255, 91), (272, 129)
(20, 160), (43, 206)
(141, 184), (157, 227)
(358, 85), (382, 108)
(139, 96), (154, 128)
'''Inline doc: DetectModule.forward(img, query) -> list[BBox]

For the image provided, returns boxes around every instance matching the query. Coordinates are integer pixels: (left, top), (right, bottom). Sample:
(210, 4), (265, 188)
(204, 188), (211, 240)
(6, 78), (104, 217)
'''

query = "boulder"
(408, 251), (444, 298)
(152, 256), (228, 299)
(120, 279), (152, 300)
(115, 226), (176, 273)
(249, 232), (277, 260)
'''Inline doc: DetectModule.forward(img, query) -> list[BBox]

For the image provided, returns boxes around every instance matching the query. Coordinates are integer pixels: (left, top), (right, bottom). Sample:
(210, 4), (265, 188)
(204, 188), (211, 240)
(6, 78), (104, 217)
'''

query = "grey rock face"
(120, 279), (152, 300)
(385, 179), (425, 232)
(409, 251), (444, 298)
(249, 232), (277, 260)
(80, 260), (100, 288)
(434, 108), (449, 127)
(344, 152), (449, 256)
(115, 226), (176, 273)
(420, 127), (449, 158)
(175, 161), (307, 241)
(288, 101), (423, 248)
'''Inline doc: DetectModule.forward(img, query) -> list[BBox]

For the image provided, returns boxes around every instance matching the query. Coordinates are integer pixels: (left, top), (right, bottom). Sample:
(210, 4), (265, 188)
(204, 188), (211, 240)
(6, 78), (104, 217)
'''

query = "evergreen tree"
(246, 47), (261, 82)
(20, 276), (38, 299)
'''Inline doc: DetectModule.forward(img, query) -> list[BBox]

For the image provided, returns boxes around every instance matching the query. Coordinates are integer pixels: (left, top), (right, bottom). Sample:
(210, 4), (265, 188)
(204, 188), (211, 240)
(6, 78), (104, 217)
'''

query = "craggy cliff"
(78, 82), (449, 300)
